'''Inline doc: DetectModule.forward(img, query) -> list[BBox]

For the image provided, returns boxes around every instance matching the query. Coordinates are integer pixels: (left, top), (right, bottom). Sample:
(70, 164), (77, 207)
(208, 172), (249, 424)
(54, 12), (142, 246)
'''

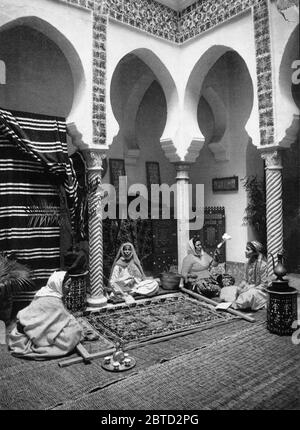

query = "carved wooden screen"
(152, 218), (177, 275)
(195, 206), (226, 262)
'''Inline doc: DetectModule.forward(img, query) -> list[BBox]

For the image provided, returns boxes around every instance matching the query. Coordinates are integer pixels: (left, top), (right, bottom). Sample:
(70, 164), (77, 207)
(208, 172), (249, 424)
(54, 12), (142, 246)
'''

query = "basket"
(160, 272), (182, 291)
(63, 271), (88, 313)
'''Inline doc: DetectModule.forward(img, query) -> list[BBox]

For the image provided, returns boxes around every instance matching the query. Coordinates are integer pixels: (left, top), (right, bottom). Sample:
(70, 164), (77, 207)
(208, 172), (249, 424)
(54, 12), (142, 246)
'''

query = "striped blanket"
(0, 108), (79, 297)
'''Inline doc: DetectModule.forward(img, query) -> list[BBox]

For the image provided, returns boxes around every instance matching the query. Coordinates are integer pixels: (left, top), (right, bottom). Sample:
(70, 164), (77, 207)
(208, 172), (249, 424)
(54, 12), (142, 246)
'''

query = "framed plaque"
(212, 176), (238, 192)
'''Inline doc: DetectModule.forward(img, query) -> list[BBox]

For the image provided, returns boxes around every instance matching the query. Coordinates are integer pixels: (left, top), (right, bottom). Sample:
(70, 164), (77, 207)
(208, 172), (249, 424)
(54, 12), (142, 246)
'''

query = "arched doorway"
(280, 25), (300, 273)
(189, 48), (261, 263)
(105, 51), (179, 277)
(0, 18), (86, 293)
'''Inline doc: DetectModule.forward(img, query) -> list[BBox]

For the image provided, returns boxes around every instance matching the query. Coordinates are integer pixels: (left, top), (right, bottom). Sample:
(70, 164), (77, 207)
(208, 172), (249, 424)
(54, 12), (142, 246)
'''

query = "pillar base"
(86, 294), (107, 311)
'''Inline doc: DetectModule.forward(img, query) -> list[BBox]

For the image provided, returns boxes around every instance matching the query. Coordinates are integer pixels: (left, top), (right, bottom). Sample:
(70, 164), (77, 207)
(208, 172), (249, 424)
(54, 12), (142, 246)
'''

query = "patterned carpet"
(80, 293), (237, 348)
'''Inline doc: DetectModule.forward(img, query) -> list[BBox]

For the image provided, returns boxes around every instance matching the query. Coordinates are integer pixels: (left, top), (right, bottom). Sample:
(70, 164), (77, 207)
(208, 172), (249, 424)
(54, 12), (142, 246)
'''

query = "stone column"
(82, 148), (108, 309)
(174, 162), (192, 273)
(261, 149), (284, 280)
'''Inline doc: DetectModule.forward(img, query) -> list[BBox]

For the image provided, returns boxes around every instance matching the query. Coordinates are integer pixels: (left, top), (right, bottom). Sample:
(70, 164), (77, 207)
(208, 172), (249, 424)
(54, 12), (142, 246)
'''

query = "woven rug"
(80, 293), (238, 348)
(0, 315), (253, 410)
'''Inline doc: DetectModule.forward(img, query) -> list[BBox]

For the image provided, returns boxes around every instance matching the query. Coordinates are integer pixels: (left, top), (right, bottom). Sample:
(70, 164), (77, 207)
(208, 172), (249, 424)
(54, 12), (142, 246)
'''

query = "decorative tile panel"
(62, 0), (107, 146)
(178, 0), (254, 41)
(253, 0), (274, 146)
(108, 0), (179, 42)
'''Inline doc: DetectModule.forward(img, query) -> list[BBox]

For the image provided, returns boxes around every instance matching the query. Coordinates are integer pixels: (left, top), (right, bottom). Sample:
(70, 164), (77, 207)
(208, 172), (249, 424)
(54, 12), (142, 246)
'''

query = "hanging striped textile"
(0, 108), (79, 298)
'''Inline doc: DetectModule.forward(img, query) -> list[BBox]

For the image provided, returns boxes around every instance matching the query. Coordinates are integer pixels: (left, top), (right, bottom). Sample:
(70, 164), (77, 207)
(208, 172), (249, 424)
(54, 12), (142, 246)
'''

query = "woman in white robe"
(8, 271), (83, 360)
(108, 242), (159, 302)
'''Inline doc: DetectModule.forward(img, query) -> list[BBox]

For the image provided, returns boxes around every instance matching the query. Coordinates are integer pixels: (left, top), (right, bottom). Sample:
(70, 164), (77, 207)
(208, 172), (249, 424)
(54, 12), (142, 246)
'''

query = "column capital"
(173, 162), (192, 180)
(173, 161), (192, 172)
(260, 149), (283, 170)
(82, 147), (108, 171)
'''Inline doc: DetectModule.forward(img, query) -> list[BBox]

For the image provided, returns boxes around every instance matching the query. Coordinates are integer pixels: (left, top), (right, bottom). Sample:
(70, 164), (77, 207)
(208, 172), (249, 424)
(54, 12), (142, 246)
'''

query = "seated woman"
(181, 236), (221, 298)
(8, 271), (83, 360)
(220, 240), (268, 311)
(108, 242), (159, 302)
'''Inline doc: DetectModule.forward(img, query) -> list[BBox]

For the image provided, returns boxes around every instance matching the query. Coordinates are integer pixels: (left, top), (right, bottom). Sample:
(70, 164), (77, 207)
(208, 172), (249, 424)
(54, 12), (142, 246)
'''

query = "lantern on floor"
(267, 253), (298, 335)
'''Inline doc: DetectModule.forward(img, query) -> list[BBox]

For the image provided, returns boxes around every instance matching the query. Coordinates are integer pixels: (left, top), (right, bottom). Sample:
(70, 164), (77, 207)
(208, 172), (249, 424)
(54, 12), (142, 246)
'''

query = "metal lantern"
(267, 254), (298, 335)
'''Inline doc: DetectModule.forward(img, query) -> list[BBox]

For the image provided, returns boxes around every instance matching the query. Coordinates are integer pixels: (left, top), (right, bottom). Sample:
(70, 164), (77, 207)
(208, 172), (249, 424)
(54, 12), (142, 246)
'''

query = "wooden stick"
(123, 327), (208, 352)
(58, 347), (116, 368)
(180, 286), (256, 323)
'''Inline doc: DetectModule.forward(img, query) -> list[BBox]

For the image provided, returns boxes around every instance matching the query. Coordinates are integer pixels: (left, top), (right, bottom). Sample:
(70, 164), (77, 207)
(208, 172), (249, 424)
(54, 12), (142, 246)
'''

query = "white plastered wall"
(107, 12), (260, 156)
(189, 50), (263, 263)
(180, 12), (261, 262)
(179, 11), (260, 157)
(106, 18), (180, 152)
(0, 0), (93, 146)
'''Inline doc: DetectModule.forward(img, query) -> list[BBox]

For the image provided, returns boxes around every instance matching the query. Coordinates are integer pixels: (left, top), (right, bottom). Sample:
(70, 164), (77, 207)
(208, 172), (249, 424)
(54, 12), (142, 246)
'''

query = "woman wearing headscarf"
(220, 240), (268, 311)
(108, 242), (159, 302)
(181, 236), (221, 298)
(8, 271), (83, 360)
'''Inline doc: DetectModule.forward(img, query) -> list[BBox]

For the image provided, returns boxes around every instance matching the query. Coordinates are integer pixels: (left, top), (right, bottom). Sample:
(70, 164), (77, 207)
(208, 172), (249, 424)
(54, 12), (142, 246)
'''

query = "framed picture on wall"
(109, 158), (126, 195)
(212, 176), (238, 192)
(146, 161), (161, 192)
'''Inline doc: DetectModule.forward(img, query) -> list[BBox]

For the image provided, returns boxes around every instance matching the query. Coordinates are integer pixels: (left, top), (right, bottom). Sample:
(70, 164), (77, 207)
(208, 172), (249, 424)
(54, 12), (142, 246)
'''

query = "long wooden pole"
(58, 347), (116, 368)
(180, 286), (256, 323)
